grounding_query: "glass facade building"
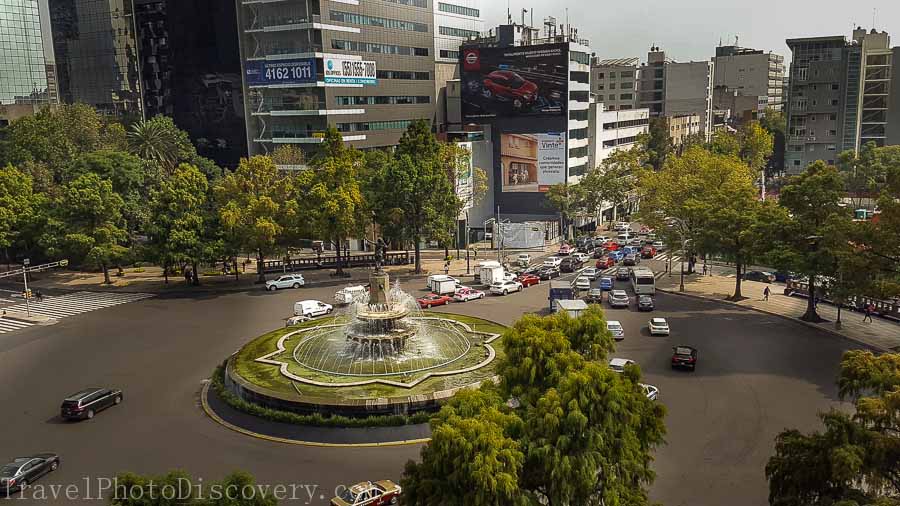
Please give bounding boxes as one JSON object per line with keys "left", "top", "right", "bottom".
{"left": 0, "top": 0, "right": 55, "bottom": 105}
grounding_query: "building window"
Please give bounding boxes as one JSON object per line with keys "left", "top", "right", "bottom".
{"left": 569, "top": 109, "right": 589, "bottom": 121}
{"left": 439, "top": 26, "right": 479, "bottom": 38}
{"left": 570, "top": 127, "right": 588, "bottom": 140}
{"left": 570, "top": 51, "right": 590, "bottom": 65}
{"left": 439, "top": 50, "right": 459, "bottom": 59}
{"left": 603, "top": 118, "right": 649, "bottom": 130}
{"left": 333, "top": 40, "right": 429, "bottom": 57}
{"left": 570, "top": 71, "right": 589, "bottom": 84}
{"left": 596, "top": 84, "right": 605, "bottom": 90}
{"left": 597, "top": 72, "right": 605, "bottom": 79}
{"left": 609, "top": 83, "right": 616, "bottom": 90}
{"left": 829, "top": 113, "right": 837, "bottom": 121}
{"left": 832, "top": 84, "right": 840, "bottom": 90}
{"left": 377, "top": 70, "right": 430, "bottom": 80}
{"left": 569, "top": 146, "right": 588, "bottom": 158}
{"left": 603, "top": 135, "right": 640, "bottom": 148}
{"left": 619, "top": 93, "right": 633, "bottom": 100}
{"left": 336, "top": 95, "right": 431, "bottom": 106}
{"left": 620, "top": 71, "right": 633, "bottom": 78}
{"left": 620, "top": 81, "right": 633, "bottom": 89}
{"left": 330, "top": 11, "right": 428, "bottom": 32}
{"left": 826, "top": 144, "right": 836, "bottom": 151}
{"left": 608, "top": 72, "right": 617, "bottom": 79}
{"left": 384, "top": 0, "right": 428, "bottom": 5}
{"left": 336, "top": 120, "right": 417, "bottom": 132}
{"left": 438, "top": 2, "right": 480, "bottom": 17}
{"left": 828, "top": 130, "right": 837, "bottom": 136}
{"left": 793, "top": 160, "right": 801, "bottom": 167}
{"left": 570, "top": 91, "right": 589, "bottom": 102}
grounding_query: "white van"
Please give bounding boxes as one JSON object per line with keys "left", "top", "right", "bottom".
{"left": 334, "top": 285, "right": 367, "bottom": 305}
{"left": 617, "top": 232, "right": 633, "bottom": 243}
{"left": 293, "top": 300, "right": 333, "bottom": 318}
{"left": 426, "top": 274, "right": 458, "bottom": 291}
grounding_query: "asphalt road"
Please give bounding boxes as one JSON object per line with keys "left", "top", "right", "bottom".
{"left": 0, "top": 272, "right": 862, "bottom": 505}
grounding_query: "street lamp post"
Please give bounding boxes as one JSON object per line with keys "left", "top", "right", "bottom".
{"left": 22, "top": 258, "right": 31, "bottom": 317}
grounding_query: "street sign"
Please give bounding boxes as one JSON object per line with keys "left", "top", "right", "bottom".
{"left": 23, "top": 258, "right": 29, "bottom": 266}
{"left": 60, "top": 259, "right": 69, "bottom": 267}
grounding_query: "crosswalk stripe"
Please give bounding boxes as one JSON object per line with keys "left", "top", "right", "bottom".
{"left": 0, "top": 291, "right": 153, "bottom": 334}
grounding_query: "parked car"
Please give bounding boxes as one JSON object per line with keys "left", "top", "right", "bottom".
{"left": 671, "top": 345, "right": 698, "bottom": 371}
{"left": 623, "top": 253, "right": 639, "bottom": 266}
{"left": 294, "top": 300, "right": 333, "bottom": 318}
{"left": 559, "top": 256, "right": 584, "bottom": 273}
{"left": 648, "top": 317, "right": 670, "bottom": 336}
{"left": 543, "top": 256, "right": 563, "bottom": 268}
{"left": 743, "top": 271, "right": 775, "bottom": 283}
{"left": 574, "top": 276, "right": 591, "bottom": 291}
{"left": 417, "top": 294, "right": 453, "bottom": 308}
{"left": 453, "top": 287, "right": 485, "bottom": 302}
{"left": 637, "top": 295, "right": 655, "bottom": 311}
{"left": 607, "top": 320, "right": 625, "bottom": 341}
{"left": 585, "top": 288, "right": 604, "bottom": 304}
{"left": 616, "top": 267, "right": 631, "bottom": 281}
{"left": 596, "top": 256, "right": 615, "bottom": 269}
{"left": 582, "top": 267, "right": 600, "bottom": 280}
{"left": 599, "top": 277, "right": 614, "bottom": 291}
{"left": 572, "top": 252, "right": 591, "bottom": 264}
{"left": 608, "top": 358, "right": 636, "bottom": 373}
{"left": 482, "top": 70, "right": 538, "bottom": 109}
{"left": 640, "top": 383, "right": 659, "bottom": 401}
{"left": 641, "top": 245, "right": 657, "bottom": 259}
{"left": 558, "top": 244, "right": 574, "bottom": 256}
{"left": 490, "top": 280, "right": 523, "bottom": 295}
{"left": 330, "top": 480, "right": 402, "bottom": 506}
{"left": 516, "top": 273, "right": 541, "bottom": 288}
{"left": 516, "top": 253, "right": 532, "bottom": 267}
{"left": 609, "top": 290, "right": 630, "bottom": 308}
{"left": 60, "top": 388, "right": 122, "bottom": 421}
{"left": 537, "top": 266, "right": 561, "bottom": 280}
{"left": 0, "top": 454, "right": 60, "bottom": 494}
{"left": 773, "top": 271, "right": 797, "bottom": 283}
{"left": 265, "top": 274, "right": 305, "bottom": 291}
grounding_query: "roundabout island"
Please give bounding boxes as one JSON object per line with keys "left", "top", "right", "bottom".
{"left": 222, "top": 269, "right": 506, "bottom": 419}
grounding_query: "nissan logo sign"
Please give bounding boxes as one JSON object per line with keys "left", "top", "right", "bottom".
{"left": 465, "top": 51, "right": 478, "bottom": 65}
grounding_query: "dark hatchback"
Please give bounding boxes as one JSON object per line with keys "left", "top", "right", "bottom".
{"left": 60, "top": 388, "right": 123, "bottom": 421}
{"left": 671, "top": 346, "right": 698, "bottom": 371}
{"left": 638, "top": 295, "right": 655, "bottom": 311}
{"left": 0, "top": 454, "right": 59, "bottom": 495}
{"left": 559, "top": 257, "right": 584, "bottom": 273}
{"left": 537, "top": 267, "right": 561, "bottom": 280}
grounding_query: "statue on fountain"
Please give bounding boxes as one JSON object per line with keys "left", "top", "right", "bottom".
{"left": 374, "top": 237, "right": 388, "bottom": 273}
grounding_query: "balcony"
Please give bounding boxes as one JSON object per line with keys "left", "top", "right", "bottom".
{"left": 256, "top": 130, "right": 366, "bottom": 144}
{"left": 245, "top": 13, "right": 321, "bottom": 32}
{"left": 250, "top": 42, "right": 324, "bottom": 60}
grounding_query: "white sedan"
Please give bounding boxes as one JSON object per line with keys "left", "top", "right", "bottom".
{"left": 543, "top": 256, "right": 563, "bottom": 268}
{"left": 607, "top": 320, "right": 625, "bottom": 341}
{"left": 640, "top": 383, "right": 659, "bottom": 401}
{"left": 572, "top": 252, "right": 591, "bottom": 263}
{"left": 608, "top": 357, "right": 636, "bottom": 373}
{"left": 581, "top": 267, "right": 600, "bottom": 280}
{"left": 574, "top": 276, "right": 591, "bottom": 291}
{"left": 648, "top": 317, "right": 670, "bottom": 336}
{"left": 490, "top": 280, "right": 523, "bottom": 296}
{"left": 265, "top": 274, "right": 305, "bottom": 291}
{"left": 453, "top": 287, "right": 485, "bottom": 302}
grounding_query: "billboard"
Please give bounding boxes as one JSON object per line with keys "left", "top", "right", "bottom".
{"left": 455, "top": 142, "right": 475, "bottom": 214}
{"left": 461, "top": 43, "right": 568, "bottom": 120}
{"left": 323, "top": 57, "right": 377, "bottom": 85}
{"left": 500, "top": 133, "right": 565, "bottom": 193}
{"left": 245, "top": 58, "right": 317, "bottom": 86}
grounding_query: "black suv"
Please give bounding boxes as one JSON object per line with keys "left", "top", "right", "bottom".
{"left": 559, "top": 256, "right": 584, "bottom": 273}
{"left": 61, "top": 388, "right": 123, "bottom": 421}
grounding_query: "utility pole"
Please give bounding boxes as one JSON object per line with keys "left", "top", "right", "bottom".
{"left": 496, "top": 205, "right": 501, "bottom": 263}
{"left": 22, "top": 258, "right": 31, "bottom": 317}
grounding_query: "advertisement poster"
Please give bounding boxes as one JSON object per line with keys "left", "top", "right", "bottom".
{"left": 500, "top": 133, "right": 565, "bottom": 193}
{"left": 455, "top": 142, "right": 474, "bottom": 213}
{"left": 323, "top": 57, "right": 377, "bottom": 85}
{"left": 461, "top": 43, "right": 568, "bottom": 120}
{"left": 245, "top": 58, "right": 317, "bottom": 86}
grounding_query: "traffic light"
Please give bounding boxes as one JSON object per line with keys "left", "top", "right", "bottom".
{"left": 24, "top": 289, "right": 32, "bottom": 299}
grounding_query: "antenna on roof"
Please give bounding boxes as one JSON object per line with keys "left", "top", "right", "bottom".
{"left": 872, "top": 8, "right": 877, "bottom": 29}
{"left": 507, "top": 0, "right": 511, "bottom": 24}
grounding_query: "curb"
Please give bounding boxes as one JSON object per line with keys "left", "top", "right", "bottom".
{"left": 199, "top": 381, "right": 432, "bottom": 448}
{"left": 657, "top": 288, "right": 892, "bottom": 353}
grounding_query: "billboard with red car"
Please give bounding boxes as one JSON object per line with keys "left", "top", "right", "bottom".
{"left": 460, "top": 43, "right": 568, "bottom": 120}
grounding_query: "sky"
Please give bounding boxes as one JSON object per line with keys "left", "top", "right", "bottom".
{"left": 482, "top": 0, "right": 900, "bottom": 63}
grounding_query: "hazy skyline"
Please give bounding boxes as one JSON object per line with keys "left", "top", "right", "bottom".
{"left": 482, "top": 0, "right": 900, "bottom": 62}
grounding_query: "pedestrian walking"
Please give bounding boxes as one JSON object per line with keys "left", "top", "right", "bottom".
{"left": 36, "top": 290, "right": 43, "bottom": 302}
{"left": 702, "top": 264, "right": 708, "bottom": 276}
{"left": 763, "top": 286, "right": 770, "bottom": 301}
{"left": 863, "top": 303, "right": 874, "bottom": 323}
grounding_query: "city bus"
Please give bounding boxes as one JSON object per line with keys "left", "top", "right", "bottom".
{"left": 630, "top": 267, "right": 656, "bottom": 295}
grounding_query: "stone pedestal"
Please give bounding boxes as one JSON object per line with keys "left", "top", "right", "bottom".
{"left": 369, "top": 271, "right": 390, "bottom": 306}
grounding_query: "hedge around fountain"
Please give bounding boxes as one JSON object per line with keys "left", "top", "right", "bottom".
{"left": 225, "top": 313, "right": 507, "bottom": 418}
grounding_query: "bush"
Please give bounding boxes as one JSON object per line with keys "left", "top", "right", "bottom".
{"left": 132, "top": 268, "right": 145, "bottom": 273}
{"left": 202, "top": 270, "right": 221, "bottom": 277}
{"left": 209, "top": 365, "right": 432, "bottom": 428}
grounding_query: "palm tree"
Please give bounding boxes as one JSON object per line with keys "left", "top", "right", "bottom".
{"left": 128, "top": 117, "right": 179, "bottom": 170}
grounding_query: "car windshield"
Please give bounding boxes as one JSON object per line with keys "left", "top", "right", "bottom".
{"left": 0, "top": 465, "right": 18, "bottom": 477}
{"left": 508, "top": 75, "right": 526, "bottom": 88}
{"left": 338, "top": 489, "right": 359, "bottom": 503}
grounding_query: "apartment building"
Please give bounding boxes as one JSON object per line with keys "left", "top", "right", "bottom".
{"left": 0, "top": 0, "right": 57, "bottom": 108}
{"left": 236, "top": 0, "right": 437, "bottom": 158}
{"left": 589, "top": 101, "right": 649, "bottom": 167}
{"left": 785, "top": 28, "right": 900, "bottom": 173}
{"left": 712, "top": 45, "right": 785, "bottom": 121}
{"left": 591, "top": 57, "right": 640, "bottom": 111}
{"left": 635, "top": 47, "right": 714, "bottom": 138}
{"left": 667, "top": 113, "right": 702, "bottom": 146}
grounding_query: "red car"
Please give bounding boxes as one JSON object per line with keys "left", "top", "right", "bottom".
{"left": 596, "top": 256, "right": 615, "bottom": 269}
{"left": 641, "top": 246, "right": 657, "bottom": 259}
{"left": 558, "top": 244, "right": 573, "bottom": 256}
{"left": 417, "top": 294, "right": 452, "bottom": 308}
{"left": 602, "top": 241, "right": 620, "bottom": 251}
{"left": 516, "top": 274, "right": 541, "bottom": 288}
{"left": 482, "top": 70, "right": 538, "bottom": 108}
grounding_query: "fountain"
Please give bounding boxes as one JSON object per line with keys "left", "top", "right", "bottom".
{"left": 225, "top": 239, "right": 505, "bottom": 417}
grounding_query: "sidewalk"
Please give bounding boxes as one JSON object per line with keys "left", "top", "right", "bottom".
{"left": 656, "top": 271, "right": 900, "bottom": 352}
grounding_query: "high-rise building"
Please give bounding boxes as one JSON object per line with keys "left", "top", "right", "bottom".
{"left": 0, "top": 0, "right": 57, "bottom": 107}
{"left": 49, "top": 0, "right": 143, "bottom": 120}
{"left": 637, "top": 47, "right": 715, "bottom": 138}
{"left": 433, "top": 0, "right": 482, "bottom": 132}
{"left": 591, "top": 57, "right": 640, "bottom": 111}
{"left": 712, "top": 45, "right": 785, "bottom": 121}
{"left": 236, "top": 0, "right": 437, "bottom": 158}
{"left": 785, "top": 28, "right": 900, "bottom": 173}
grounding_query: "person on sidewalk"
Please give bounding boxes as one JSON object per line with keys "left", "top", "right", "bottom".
{"left": 702, "top": 264, "right": 708, "bottom": 276}
{"left": 863, "top": 303, "right": 874, "bottom": 323}
{"left": 763, "top": 286, "right": 770, "bottom": 301}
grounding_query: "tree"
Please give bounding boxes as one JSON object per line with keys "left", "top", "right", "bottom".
{"left": 766, "top": 350, "right": 900, "bottom": 506}
{"left": 642, "top": 117, "right": 673, "bottom": 171}
{"left": 769, "top": 161, "right": 850, "bottom": 322}
{"left": 578, "top": 147, "right": 643, "bottom": 227}
{"left": 403, "top": 306, "right": 666, "bottom": 506}
{"left": 302, "top": 127, "right": 365, "bottom": 276}
{"left": 69, "top": 150, "right": 147, "bottom": 236}
{"left": 545, "top": 183, "right": 583, "bottom": 241}
{"left": 56, "top": 173, "right": 128, "bottom": 284}
{"left": 216, "top": 155, "right": 295, "bottom": 283}
{"left": 759, "top": 108, "right": 786, "bottom": 176}
{"left": 110, "top": 470, "right": 278, "bottom": 506}
{"left": 0, "top": 165, "right": 46, "bottom": 263}
{"left": 270, "top": 144, "right": 306, "bottom": 167}
{"left": 128, "top": 115, "right": 197, "bottom": 171}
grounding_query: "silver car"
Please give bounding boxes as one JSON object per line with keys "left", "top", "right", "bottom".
{"left": 265, "top": 274, "right": 305, "bottom": 291}
{"left": 609, "top": 290, "right": 630, "bottom": 308}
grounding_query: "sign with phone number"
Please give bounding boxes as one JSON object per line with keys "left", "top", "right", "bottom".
{"left": 323, "top": 58, "right": 377, "bottom": 85}
{"left": 245, "top": 58, "right": 317, "bottom": 86}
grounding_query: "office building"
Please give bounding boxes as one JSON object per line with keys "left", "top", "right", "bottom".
{"left": 433, "top": 0, "right": 482, "bottom": 132}
{"left": 589, "top": 99, "right": 649, "bottom": 167}
{"left": 785, "top": 28, "right": 900, "bottom": 173}
{"left": 712, "top": 45, "right": 785, "bottom": 122}
{"left": 460, "top": 21, "right": 591, "bottom": 223}
{"left": 637, "top": 47, "right": 714, "bottom": 138}
{"left": 236, "top": 0, "right": 437, "bottom": 158}
{"left": 0, "top": 0, "right": 57, "bottom": 107}
{"left": 591, "top": 57, "right": 640, "bottom": 111}
{"left": 667, "top": 113, "right": 702, "bottom": 146}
